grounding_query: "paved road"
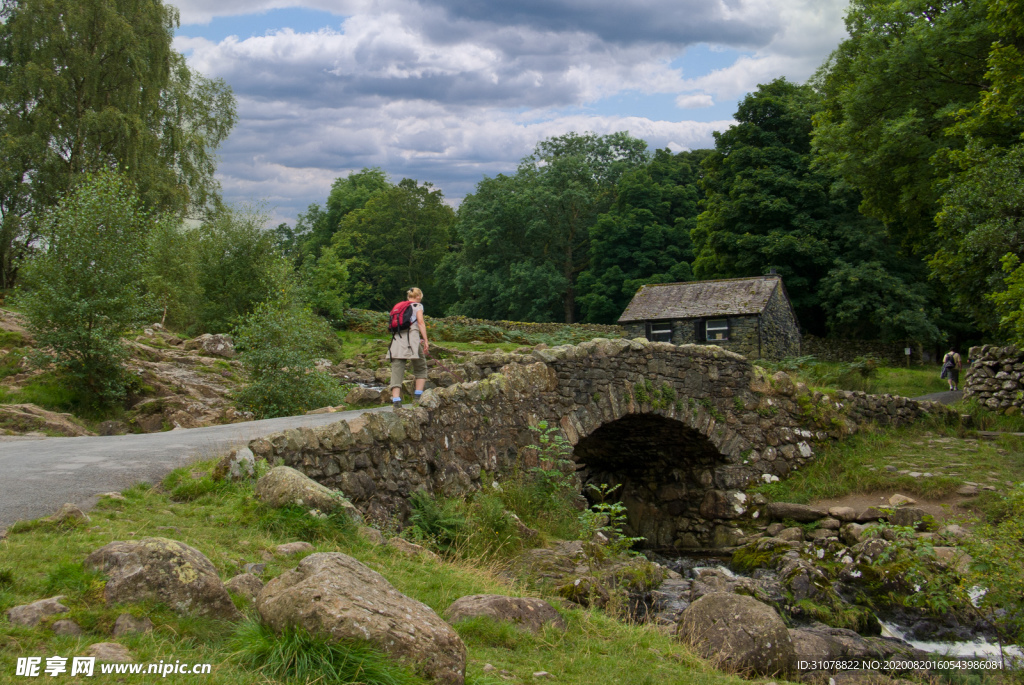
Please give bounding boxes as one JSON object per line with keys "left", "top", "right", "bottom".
{"left": 913, "top": 390, "right": 963, "bottom": 405}
{"left": 0, "top": 407, "right": 389, "bottom": 530}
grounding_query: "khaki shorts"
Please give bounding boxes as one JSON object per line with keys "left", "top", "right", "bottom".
{"left": 389, "top": 350, "right": 427, "bottom": 390}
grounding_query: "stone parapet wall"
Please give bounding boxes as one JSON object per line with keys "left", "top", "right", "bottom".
{"left": 964, "top": 345, "right": 1024, "bottom": 413}
{"left": 250, "top": 339, "right": 955, "bottom": 549}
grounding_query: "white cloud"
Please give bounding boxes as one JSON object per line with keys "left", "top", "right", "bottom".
{"left": 675, "top": 94, "right": 715, "bottom": 109}
{"left": 172, "top": 0, "right": 849, "bottom": 222}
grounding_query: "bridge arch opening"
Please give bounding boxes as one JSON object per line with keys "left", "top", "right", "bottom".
{"left": 572, "top": 413, "right": 728, "bottom": 550}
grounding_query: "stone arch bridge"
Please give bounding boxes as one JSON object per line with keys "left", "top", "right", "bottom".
{"left": 250, "top": 339, "right": 949, "bottom": 549}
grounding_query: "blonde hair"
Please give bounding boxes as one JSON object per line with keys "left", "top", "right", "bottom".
{"left": 407, "top": 287, "right": 423, "bottom": 300}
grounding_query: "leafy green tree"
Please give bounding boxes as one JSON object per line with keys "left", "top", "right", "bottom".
{"left": 812, "top": 0, "right": 998, "bottom": 250}
{"left": 19, "top": 171, "right": 153, "bottom": 407}
{"left": 694, "top": 79, "right": 941, "bottom": 340}
{"left": 332, "top": 178, "right": 453, "bottom": 311}
{"left": 193, "top": 206, "right": 292, "bottom": 333}
{"left": 233, "top": 300, "right": 345, "bottom": 419}
{"left": 932, "top": 143, "right": 1024, "bottom": 333}
{"left": 576, "top": 148, "right": 709, "bottom": 324}
{"left": 442, "top": 132, "right": 649, "bottom": 322}
{"left": 144, "top": 218, "right": 201, "bottom": 331}
{"left": 298, "top": 245, "right": 351, "bottom": 326}
{"left": 0, "top": 0, "right": 236, "bottom": 289}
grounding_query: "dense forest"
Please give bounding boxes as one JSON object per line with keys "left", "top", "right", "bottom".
{"left": 2, "top": 0, "right": 1024, "bottom": 408}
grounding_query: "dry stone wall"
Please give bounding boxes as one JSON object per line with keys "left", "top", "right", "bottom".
{"left": 250, "top": 339, "right": 955, "bottom": 549}
{"left": 964, "top": 345, "right": 1024, "bottom": 413}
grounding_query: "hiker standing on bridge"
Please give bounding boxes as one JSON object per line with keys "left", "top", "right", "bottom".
{"left": 388, "top": 287, "right": 429, "bottom": 410}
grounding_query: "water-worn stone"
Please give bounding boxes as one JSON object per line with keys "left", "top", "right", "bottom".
{"left": 446, "top": 595, "right": 566, "bottom": 633}
{"left": 82, "top": 643, "right": 133, "bottom": 662}
{"left": 257, "top": 552, "right": 466, "bottom": 684}
{"left": 765, "top": 502, "right": 827, "bottom": 522}
{"left": 676, "top": 592, "right": 795, "bottom": 676}
{"left": 857, "top": 507, "right": 887, "bottom": 522}
{"left": 275, "top": 541, "right": 314, "bottom": 557}
{"left": 828, "top": 507, "right": 858, "bottom": 522}
{"left": 840, "top": 523, "right": 870, "bottom": 546}
{"left": 224, "top": 573, "right": 264, "bottom": 602}
{"left": 777, "top": 527, "right": 804, "bottom": 542}
{"left": 51, "top": 619, "right": 83, "bottom": 636}
{"left": 255, "top": 466, "right": 361, "bottom": 521}
{"left": 84, "top": 537, "right": 241, "bottom": 620}
{"left": 5, "top": 596, "right": 69, "bottom": 627}
{"left": 112, "top": 614, "right": 153, "bottom": 636}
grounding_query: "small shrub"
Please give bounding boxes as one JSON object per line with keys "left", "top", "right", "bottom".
{"left": 233, "top": 299, "right": 347, "bottom": 418}
{"left": 0, "top": 567, "right": 14, "bottom": 589}
{"left": 231, "top": 619, "right": 425, "bottom": 685}
{"left": 256, "top": 504, "right": 356, "bottom": 544}
{"left": 452, "top": 615, "right": 536, "bottom": 650}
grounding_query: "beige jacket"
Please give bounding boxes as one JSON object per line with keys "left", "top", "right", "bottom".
{"left": 388, "top": 303, "right": 424, "bottom": 359}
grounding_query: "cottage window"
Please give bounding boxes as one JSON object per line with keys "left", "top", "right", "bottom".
{"left": 647, "top": 321, "right": 673, "bottom": 343}
{"left": 705, "top": 319, "right": 729, "bottom": 341}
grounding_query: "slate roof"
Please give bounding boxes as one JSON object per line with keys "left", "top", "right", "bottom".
{"left": 618, "top": 276, "right": 783, "bottom": 322}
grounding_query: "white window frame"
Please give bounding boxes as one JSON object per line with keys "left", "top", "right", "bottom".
{"left": 705, "top": 318, "right": 729, "bottom": 341}
{"left": 648, "top": 321, "right": 673, "bottom": 343}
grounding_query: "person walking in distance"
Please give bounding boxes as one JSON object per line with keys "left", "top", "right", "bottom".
{"left": 388, "top": 287, "right": 429, "bottom": 410}
{"left": 941, "top": 346, "right": 962, "bottom": 392}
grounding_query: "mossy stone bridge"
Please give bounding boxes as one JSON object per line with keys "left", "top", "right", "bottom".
{"left": 250, "top": 339, "right": 947, "bottom": 549}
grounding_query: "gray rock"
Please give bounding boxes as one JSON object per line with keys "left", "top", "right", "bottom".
{"left": 242, "top": 563, "right": 266, "bottom": 575}
{"left": 777, "top": 527, "right": 804, "bottom": 542}
{"left": 82, "top": 643, "right": 132, "bottom": 663}
{"left": 112, "top": 614, "right": 153, "bottom": 636}
{"left": 224, "top": 573, "right": 264, "bottom": 602}
{"left": 6, "top": 596, "right": 69, "bottom": 627}
{"left": 766, "top": 523, "right": 786, "bottom": 536}
{"left": 358, "top": 526, "right": 386, "bottom": 545}
{"left": 856, "top": 507, "right": 887, "bottom": 522}
{"left": 840, "top": 523, "right": 869, "bottom": 546}
{"left": 51, "top": 619, "right": 83, "bottom": 636}
{"left": 84, "top": 538, "right": 241, "bottom": 620}
{"left": 255, "top": 466, "right": 361, "bottom": 521}
{"left": 257, "top": 552, "right": 466, "bottom": 684}
{"left": 828, "top": 507, "right": 858, "bottom": 522}
{"left": 345, "top": 386, "right": 384, "bottom": 405}
{"left": 889, "top": 494, "right": 916, "bottom": 507}
{"left": 275, "top": 541, "right": 315, "bottom": 557}
{"left": 48, "top": 503, "right": 90, "bottom": 526}
{"left": 956, "top": 484, "right": 979, "bottom": 496}
{"left": 212, "top": 447, "right": 256, "bottom": 481}
{"left": 184, "top": 333, "right": 235, "bottom": 358}
{"left": 446, "top": 595, "right": 566, "bottom": 633}
{"left": 887, "top": 506, "right": 928, "bottom": 530}
{"left": 765, "top": 502, "right": 827, "bottom": 522}
{"left": 387, "top": 537, "right": 440, "bottom": 560}
{"left": 676, "top": 592, "right": 795, "bottom": 676}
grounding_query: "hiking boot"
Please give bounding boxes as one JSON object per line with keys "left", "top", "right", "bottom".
{"left": 392, "top": 399, "right": 403, "bottom": 411}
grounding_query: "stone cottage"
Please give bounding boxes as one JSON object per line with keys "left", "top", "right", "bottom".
{"left": 617, "top": 275, "right": 801, "bottom": 360}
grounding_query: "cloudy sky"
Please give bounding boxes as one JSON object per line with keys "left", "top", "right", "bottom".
{"left": 172, "top": 0, "right": 851, "bottom": 225}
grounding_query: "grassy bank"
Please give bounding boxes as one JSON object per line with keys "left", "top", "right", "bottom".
{"left": 0, "top": 460, "right": 745, "bottom": 685}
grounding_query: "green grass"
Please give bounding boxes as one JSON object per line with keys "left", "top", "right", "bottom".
{"left": 0, "top": 458, "right": 749, "bottom": 685}
{"left": 752, "top": 420, "right": 1024, "bottom": 506}
{"left": 757, "top": 357, "right": 950, "bottom": 397}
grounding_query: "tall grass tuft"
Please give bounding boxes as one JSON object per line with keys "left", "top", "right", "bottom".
{"left": 231, "top": 619, "right": 426, "bottom": 684}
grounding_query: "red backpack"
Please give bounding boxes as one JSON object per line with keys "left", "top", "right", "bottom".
{"left": 388, "top": 301, "right": 415, "bottom": 334}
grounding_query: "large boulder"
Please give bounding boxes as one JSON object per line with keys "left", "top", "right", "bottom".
{"left": 212, "top": 447, "right": 256, "bottom": 482}
{"left": 445, "top": 595, "right": 566, "bottom": 634}
{"left": 84, "top": 538, "right": 241, "bottom": 620}
{"left": 676, "top": 592, "right": 795, "bottom": 676}
{"left": 255, "top": 466, "right": 361, "bottom": 521}
{"left": 257, "top": 552, "right": 466, "bottom": 684}
{"left": 184, "top": 333, "right": 235, "bottom": 358}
